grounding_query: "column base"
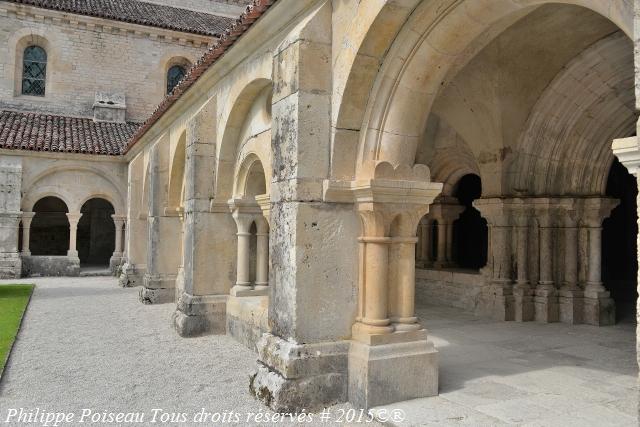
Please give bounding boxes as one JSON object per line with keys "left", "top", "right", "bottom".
{"left": 0, "top": 252, "right": 21, "bottom": 279}
{"left": 172, "top": 292, "right": 227, "bottom": 337}
{"left": 139, "top": 273, "right": 176, "bottom": 304}
{"left": 250, "top": 333, "right": 349, "bottom": 413}
{"left": 230, "top": 285, "right": 269, "bottom": 297}
{"left": 559, "top": 288, "right": 584, "bottom": 324}
{"left": 348, "top": 330, "right": 438, "bottom": 409}
{"left": 513, "top": 285, "right": 534, "bottom": 322}
{"left": 534, "top": 287, "right": 559, "bottom": 323}
{"left": 476, "top": 283, "right": 515, "bottom": 321}
{"left": 583, "top": 291, "right": 615, "bottom": 326}
{"left": 118, "top": 263, "right": 144, "bottom": 288}
{"left": 109, "top": 254, "right": 123, "bottom": 275}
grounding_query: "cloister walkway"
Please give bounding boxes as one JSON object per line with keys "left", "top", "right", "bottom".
{"left": 0, "top": 277, "right": 636, "bottom": 426}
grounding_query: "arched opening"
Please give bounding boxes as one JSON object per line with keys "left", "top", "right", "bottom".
{"left": 603, "top": 158, "right": 638, "bottom": 323}
{"left": 30, "top": 197, "right": 69, "bottom": 255}
{"left": 452, "top": 174, "right": 487, "bottom": 270}
{"left": 77, "top": 198, "right": 115, "bottom": 267}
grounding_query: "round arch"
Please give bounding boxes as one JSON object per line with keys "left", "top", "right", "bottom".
{"left": 30, "top": 196, "right": 69, "bottom": 256}
{"left": 233, "top": 153, "right": 268, "bottom": 198}
{"left": 77, "top": 198, "right": 116, "bottom": 266}
{"left": 331, "top": 0, "right": 633, "bottom": 179}
{"left": 217, "top": 78, "right": 273, "bottom": 200}
{"left": 168, "top": 131, "right": 187, "bottom": 210}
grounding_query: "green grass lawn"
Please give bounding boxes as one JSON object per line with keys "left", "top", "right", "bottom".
{"left": 0, "top": 284, "right": 34, "bottom": 377}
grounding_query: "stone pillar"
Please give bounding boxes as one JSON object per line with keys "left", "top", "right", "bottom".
{"left": 250, "top": 4, "right": 359, "bottom": 412}
{"left": 474, "top": 198, "right": 514, "bottom": 321}
{"left": 417, "top": 217, "right": 431, "bottom": 267}
{"left": 511, "top": 201, "right": 534, "bottom": 322}
{"left": 534, "top": 201, "right": 559, "bottom": 323}
{"left": 141, "top": 144, "right": 180, "bottom": 305}
{"left": 109, "top": 214, "right": 126, "bottom": 274}
{"left": 0, "top": 158, "right": 23, "bottom": 279}
{"left": 172, "top": 99, "right": 230, "bottom": 337}
{"left": 558, "top": 200, "right": 583, "bottom": 324}
{"left": 66, "top": 212, "right": 82, "bottom": 259}
{"left": 581, "top": 197, "right": 618, "bottom": 326}
{"left": 119, "top": 158, "right": 147, "bottom": 288}
{"left": 20, "top": 212, "right": 35, "bottom": 256}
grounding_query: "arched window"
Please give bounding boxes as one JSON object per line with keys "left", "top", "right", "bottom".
{"left": 166, "top": 65, "right": 186, "bottom": 94}
{"left": 22, "top": 46, "right": 47, "bottom": 96}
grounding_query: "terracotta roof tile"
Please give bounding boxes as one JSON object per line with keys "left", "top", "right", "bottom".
{"left": 0, "top": 110, "right": 139, "bottom": 155}
{"left": 3, "top": 0, "right": 235, "bottom": 36}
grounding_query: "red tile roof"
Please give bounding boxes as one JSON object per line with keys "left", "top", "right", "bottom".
{"left": 125, "top": 0, "right": 276, "bottom": 153}
{"left": 0, "top": 110, "right": 139, "bottom": 156}
{"left": 3, "top": 0, "right": 235, "bottom": 37}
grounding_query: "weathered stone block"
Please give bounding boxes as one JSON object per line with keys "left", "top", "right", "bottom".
{"left": 172, "top": 292, "right": 226, "bottom": 337}
{"left": 348, "top": 338, "right": 438, "bottom": 409}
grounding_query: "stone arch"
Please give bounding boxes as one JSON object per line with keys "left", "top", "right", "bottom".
{"left": 217, "top": 78, "right": 273, "bottom": 200}
{"left": 30, "top": 196, "right": 69, "bottom": 256}
{"left": 507, "top": 32, "right": 635, "bottom": 196}
{"left": 77, "top": 198, "right": 116, "bottom": 266}
{"left": 331, "top": 0, "right": 632, "bottom": 179}
{"left": 23, "top": 166, "right": 125, "bottom": 215}
{"left": 234, "top": 153, "right": 268, "bottom": 198}
{"left": 168, "top": 131, "right": 187, "bottom": 210}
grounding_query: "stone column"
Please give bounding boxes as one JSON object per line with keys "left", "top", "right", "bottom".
{"left": 430, "top": 198, "right": 464, "bottom": 269}
{"left": 119, "top": 159, "right": 147, "bottom": 288}
{"left": 0, "top": 158, "right": 23, "bottom": 279}
{"left": 474, "top": 198, "right": 514, "bottom": 321}
{"left": 229, "top": 199, "right": 265, "bottom": 297}
{"left": 581, "top": 197, "right": 618, "bottom": 326}
{"left": 66, "top": 212, "right": 82, "bottom": 259}
{"left": 417, "top": 218, "right": 431, "bottom": 267}
{"left": 344, "top": 168, "right": 442, "bottom": 410}
{"left": 558, "top": 200, "right": 583, "bottom": 324}
{"left": 533, "top": 201, "right": 559, "bottom": 323}
{"left": 109, "top": 214, "right": 126, "bottom": 273}
{"left": 254, "top": 216, "right": 269, "bottom": 291}
{"left": 511, "top": 201, "right": 534, "bottom": 322}
{"left": 20, "top": 212, "right": 35, "bottom": 256}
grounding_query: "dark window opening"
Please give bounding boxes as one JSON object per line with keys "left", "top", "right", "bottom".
{"left": 22, "top": 45, "right": 47, "bottom": 96}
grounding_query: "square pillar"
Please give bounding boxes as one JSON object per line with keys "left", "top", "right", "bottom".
{"left": 172, "top": 99, "right": 231, "bottom": 337}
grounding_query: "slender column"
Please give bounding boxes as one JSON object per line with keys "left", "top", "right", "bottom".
{"left": 255, "top": 217, "right": 269, "bottom": 290}
{"left": 21, "top": 212, "right": 35, "bottom": 255}
{"left": 355, "top": 234, "right": 393, "bottom": 336}
{"left": 436, "top": 220, "right": 447, "bottom": 266}
{"left": 558, "top": 202, "right": 583, "bottom": 324}
{"left": 533, "top": 204, "right": 559, "bottom": 323}
{"left": 66, "top": 213, "right": 82, "bottom": 258}
{"left": 515, "top": 224, "right": 528, "bottom": 286}
{"left": 111, "top": 215, "right": 126, "bottom": 255}
{"left": 512, "top": 205, "right": 534, "bottom": 322}
{"left": 420, "top": 219, "right": 429, "bottom": 264}
{"left": 562, "top": 222, "right": 579, "bottom": 290}
{"left": 445, "top": 222, "right": 454, "bottom": 263}
{"left": 232, "top": 213, "right": 254, "bottom": 294}
{"left": 389, "top": 236, "right": 420, "bottom": 331}
{"left": 585, "top": 226, "right": 605, "bottom": 294}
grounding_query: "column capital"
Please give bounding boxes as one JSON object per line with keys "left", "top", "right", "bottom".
{"left": 66, "top": 212, "right": 83, "bottom": 224}
{"left": 21, "top": 211, "right": 36, "bottom": 227}
{"left": 473, "top": 198, "right": 511, "bottom": 226}
{"left": 612, "top": 135, "right": 640, "bottom": 176}
{"left": 228, "top": 198, "right": 261, "bottom": 233}
{"left": 428, "top": 197, "right": 465, "bottom": 224}
{"left": 323, "top": 162, "right": 443, "bottom": 237}
{"left": 578, "top": 197, "right": 618, "bottom": 228}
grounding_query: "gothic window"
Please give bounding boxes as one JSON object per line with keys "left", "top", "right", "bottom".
{"left": 167, "top": 65, "right": 186, "bottom": 94}
{"left": 22, "top": 46, "right": 47, "bottom": 96}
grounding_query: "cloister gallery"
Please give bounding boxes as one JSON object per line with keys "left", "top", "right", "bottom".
{"left": 1, "top": 0, "right": 640, "bottom": 413}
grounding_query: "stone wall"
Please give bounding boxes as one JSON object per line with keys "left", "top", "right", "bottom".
{"left": 21, "top": 255, "right": 79, "bottom": 277}
{"left": 0, "top": 3, "right": 211, "bottom": 122}
{"left": 416, "top": 268, "right": 484, "bottom": 312}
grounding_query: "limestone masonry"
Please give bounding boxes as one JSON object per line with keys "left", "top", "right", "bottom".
{"left": 1, "top": 0, "right": 639, "bottom": 414}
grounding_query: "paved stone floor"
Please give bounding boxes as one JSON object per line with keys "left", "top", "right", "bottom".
{"left": 0, "top": 277, "right": 637, "bottom": 426}
{"left": 373, "top": 304, "right": 638, "bottom": 426}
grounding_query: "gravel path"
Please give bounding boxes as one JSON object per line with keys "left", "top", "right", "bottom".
{"left": 0, "top": 277, "right": 375, "bottom": 427}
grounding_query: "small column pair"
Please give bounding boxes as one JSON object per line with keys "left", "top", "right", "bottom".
{"left": 229, "top": 197, "right": 270, "bottom": 297}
